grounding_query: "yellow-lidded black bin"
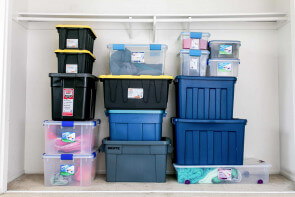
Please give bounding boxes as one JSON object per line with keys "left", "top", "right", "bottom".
{"left": 56, "top": 25, "right": 97, "bottom": 52}
{"left": 99, "top": 75, "right": 173, "bottom": 110}
{"left": 55, "top": 49, "right": 96, "bottom": 74}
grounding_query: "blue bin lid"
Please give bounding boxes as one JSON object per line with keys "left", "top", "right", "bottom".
{"left": 107, "top": 110, "right": 166, "bottom": 114}
{"left": 181, "top": 32, "right": 211, "bottom": 38}
{"left": 172, "top": 118, "right": 247, "bottom": 125}
{"left": 175, "top": 75, "right": 237, "bottom": 82}
{"left": 180, "top": 49, "right": 210, "bottom": 56}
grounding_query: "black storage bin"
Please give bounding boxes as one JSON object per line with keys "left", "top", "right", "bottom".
{"left": 56, "top": 25, "right": 97, "bottom": 52}
{"left": 49, "top": 73, "right": 98, "bottom": 120}
{"left": 99, "top": 75, "right": 173, "bottom": 110}
{"left": 55, "top": 50, "right": 96, "bottom": 74}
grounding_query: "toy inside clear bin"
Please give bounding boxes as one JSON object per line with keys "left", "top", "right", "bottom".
{"left": 107, "top": 44, "right": 167, "bottom": 75}
{"left": 43, "top": 151, "right": 97, "bottom": 186}
{"left": 43, "top": 120, "right": 100, "bottom": 155}
{"left": 180, "top": 32, "right": 210, "bottom": 50}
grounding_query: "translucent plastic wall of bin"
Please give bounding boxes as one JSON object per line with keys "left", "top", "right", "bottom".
{"left": 179, "top": 50, "right": 210, "bottom": 76}
{"left": 209, "top": 40, "right": 241, "bottom": 59}
{"left": 107, "top": 44, "right": 167, "bottom": 75}
{"left": 174, "top": 159, "right": 271, "bottom": 184}
{"left": 43, "top": 151, "right": 97, "bottom": 186}
{"left": 43, "top": 120, "right": 100, "bottom": 155}
{"left": 208, "top": 59, "right": 240, "bottom": 77}
{"left": 180, "top": 32, "right": 210, "bottom": 50}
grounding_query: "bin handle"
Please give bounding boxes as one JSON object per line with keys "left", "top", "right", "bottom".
{"left": 110, "top": 80, "right": 118, "bottom": 102}
{"left": 168, "top": 144, "right": 174, "bottom": 154}
{"left": 98, "top": 144, "right": 105, "bottom": 153}
{"left": 154, "top": 80, "right": 162, "bottom": 103}
{"left": 122, "top": 80, "right": 129, "bottom": 103}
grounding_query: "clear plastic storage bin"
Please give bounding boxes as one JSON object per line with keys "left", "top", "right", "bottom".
{"left": 107, "top": 44, "right": 167, "bottom": 75}
{"left": 43, "top": 151, "right": 97, "bottom": 186}
{"left": 209, "top": 40, "right": 241, "bottom": 59}
{"left": 180, "top": 32, "right": 210, "bottom": 50}
{"left": 208, "top": 59, "right": 240, "bottom": 77}
{"left": 43, "top": 120, "right": 100, "bottom": 154}
{"left": 180, "top": 50, "right": 210, "bottom": 76}
{"left": 174, "top": 159, "right": 271, "bottom": 184}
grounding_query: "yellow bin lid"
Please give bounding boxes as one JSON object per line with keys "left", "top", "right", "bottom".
{"left": 55, "top": 49, "right": 96, "bottom": 60}
{"left": 56, "top": 25, "right": 97, "bottom": 38}
{"left": 99, "top": 75, "right": 173, "bottom": 79}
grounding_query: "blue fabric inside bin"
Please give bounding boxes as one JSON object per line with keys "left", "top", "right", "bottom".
{"left": 110, "top": 49, "right": 162, "bottom": 75}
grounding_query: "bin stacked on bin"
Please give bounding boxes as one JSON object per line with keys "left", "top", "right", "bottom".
{"left": 173, "top": 32, "right": 247, "bottom": 184}
{"left": 99, "top": 44, "right": 173, "bottom": 182}
{"left": 43, "top": 25, "right": 100, "bottom": 187}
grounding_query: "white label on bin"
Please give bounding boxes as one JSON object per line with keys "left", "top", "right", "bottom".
{"left": 131, "top": 52, "right": 144, "bottom": 63}
{"left": 66, "top": 64, "right": 78, "bottom": 73}
{"left": 219, "top": 45, "right": 232, "bottom": 55}
{"left": 60, "top": 165, "right": 75, "bottom": 176}
{"left": 191, "top": 39, "right": 200, "bottom": 49}
{"left": 128, "top": 88, "right": 143, "bottom": 99}
{"left": 61, "top": 132, "right": 75, "bottom": 143}
{"left": 218, "top": 169, "right": 232, "bottom": 180}
{"left": 218, "top": 62, "right": 232, "bottom": 73}
{"left": 63, "top": 89, "right": 74, "bottom": 116}
{"left": 66, "top": 39, "right": 78, "bottom": 48}
{"left": 190, "top": 57, "right": 199, "bottom": 70}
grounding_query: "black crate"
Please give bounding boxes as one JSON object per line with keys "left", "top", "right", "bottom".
{"left": 49, "top": 73, "right": 98, "bottom": 120}
{"left": 56, "top": 25, "right": 97, "bottom": 52}
{"left": 99, "top": 75, "right": 173, "bottom": 110}
{"left": 55, "top": 50, "right": 96, "bottom": 74}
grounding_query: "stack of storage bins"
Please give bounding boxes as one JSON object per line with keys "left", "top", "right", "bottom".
{"left": 43, "top": 25, "right": 100, "bottom": 187}
{"left": 99, "top": 44, "right": 173, "bottom": 182}
{"left": 173, "top": 32, "right": 254, "bottom": 184}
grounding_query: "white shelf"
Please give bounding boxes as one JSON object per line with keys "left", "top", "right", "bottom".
{"left": 16, "top": 12, "right": 289, "bottom": 42}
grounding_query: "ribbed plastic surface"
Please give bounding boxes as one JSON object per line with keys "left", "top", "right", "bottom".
{"left": 175, "top": 76, "right": 237, "bottom": 119}
{"left": 172, "top": 119, "right": 247, "bottom": 165}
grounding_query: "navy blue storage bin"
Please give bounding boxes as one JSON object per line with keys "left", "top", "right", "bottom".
{"left": 175, "top": 76, "right": 237, "bottom": 120}
{"left": 172, "top": 118, "right": 247, "bottom": 165}
{"left": 106, "top": 110, "right": 166, "bottom": 141}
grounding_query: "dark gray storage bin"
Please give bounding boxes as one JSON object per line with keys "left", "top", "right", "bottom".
{"left": 100, "top": 138, "right": 173, "bottom": 182}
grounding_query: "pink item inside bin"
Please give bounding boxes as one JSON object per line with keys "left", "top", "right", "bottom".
{"left": 74, "top": 162, "right": 95, "bottom": 182}
{"left": 182, "top": 38, "right": 208, "bottom": 50}
{"left": 55, "top": 136, "right": 82, "bottom": 153}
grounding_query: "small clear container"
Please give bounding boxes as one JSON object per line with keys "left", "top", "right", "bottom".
{"left": 43, "top": 151, "right": 97, "bottom": 186}
{"left": 107, "top": 44, "right": 167, "bottom": 75}
{"left": 174, "top": 159, "right": 271, "bottom": 184}
{"left": 43, "top": 120, "right": 100, "bottom": 155}
{"left": 208, "top": 59, "right": 240, "bottom": 77}
{"left": 180, "top": 32, "right": 210, "bottom": 50}
{"left": 209, "top": 40, "right": 241, "bottom": 59}
{"left": 180, "top": 50, "right": 210, "bottom": 76}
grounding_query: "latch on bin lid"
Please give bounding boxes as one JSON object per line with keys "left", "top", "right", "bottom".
{"left": 113, "top": 44, "right": 125, "bottom": 50}
{"left": 150, "top": 44, "right": 162, "bottom": 50}
{"left": 62, "top": 121, "right": 74, "bottom": 127}
{"left": 61, "top": 154, "right": 73, "bottom": 160}
{"left": 190, "top": 32, "right": 202, "bottom": 39}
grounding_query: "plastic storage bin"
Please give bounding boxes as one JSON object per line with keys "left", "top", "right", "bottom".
{"left": 56, "top": 25, "right": 97, "bottom": 52}
{"left": 49, "top": 73, "right": 98, "bottom": 121}
{"left": 55, "top": 50, "right": 96, "bottom": 74}
{"left": 106, "top": 110, "right": 166, "bottom": 141}
{"left": 175, "top": 76, "right": 237, "bottom": 119}
{"left": 43, "top": 151, "right": 97, "bottom": 186}
{"left": 100, "top": 138, "right": 173, "bottom": 182}
{"left": 180, "top": 50, "right": 210, "bottom": 76}
{"left": 174, "top": 159, "right": 271, "bottom": 184}
{"left": 99, "top": 75, "right": 173, "bottom": 110}
{"left": 172, "top": 118, "right": 247, "bottom": 165}
{"left": 209, "top": 40, "right": 241, "bottom": 59}
{"left": 180, "top": 32, "right": 210, "bottom": 50}
{"left": 208, "top": 59, "right": 240, "bottom": 77}
{"left": 43, "top": 120, "right": 100, "bottom": 154}
{"left": 107, "top": 44, "right": 167, "bottom": 75}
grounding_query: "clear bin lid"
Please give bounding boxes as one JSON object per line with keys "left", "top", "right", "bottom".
{"left": 209, "top": 59, "right": 240, "bottom": 63}
{"left": 180, "top": 50, "right": 210, "bottom": 56}
{"left": 174, "top": 158, "right": 271, "bottom": 168}
{"left": 54, "top": 49, "right": 96, "bottom": 60}
{"left": 43, "top": 120, "right": 100, "bottom": 127}
{"left": 209, "top": 40, "right": 241, "bottom": 47}
{"left": 43, "top": 151, "right": 97, "bottom": 159}
{"left": 181, "top": 32, "right": 211, "bottom": 38}
{"left": 99, "top": 75, "right": 173, "bottom": 80}
{"left": 107, "top": 44, "right": 168, "bottom": 50}
{"left": 56, "top": 25, "right": 97, "bottom": 38}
